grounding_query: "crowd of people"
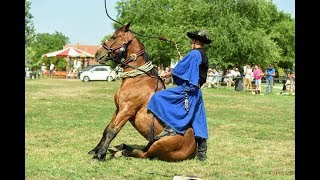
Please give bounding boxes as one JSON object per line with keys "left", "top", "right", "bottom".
{"left": 154, "top": 62, "right": 295, "bottom": 95}
{"left": 25, "top": 62, "right": 55, "bottom": 79}
{"left": 203, "top": 63, "right": 295, "bottom": 95}
{"left": 25, "top": 59, "right": 91, "bottom": 79}
{"left": 26, "top": 60, "right": 295, "bottom": 96}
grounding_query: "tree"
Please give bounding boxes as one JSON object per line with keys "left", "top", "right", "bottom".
{"left": 25, "top": 0, "right": 35, "bottom": 47}
{"left": 28, "top": 31, "right": 70, "bottom": 70}
{"left": 107, "top": 0, "right": 294, "bottom": 69}
{"left": 269, "top": 17, "right": 295, "bottom": 70}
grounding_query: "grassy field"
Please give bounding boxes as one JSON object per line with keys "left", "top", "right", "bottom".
{"left": 25, "top": 79, "right": 295, "bottom": 180}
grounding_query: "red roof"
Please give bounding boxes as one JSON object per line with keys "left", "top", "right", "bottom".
{"left": 63, "top": 44, "right": 100, "bottom": 55}
{"left": 64, "top": 44, "right": 100, "bottom": 65}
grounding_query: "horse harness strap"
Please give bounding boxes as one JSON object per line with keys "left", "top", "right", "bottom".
{"left": 121, "top": 49, "right": 145, "bottom": 66}
{"left": 118, "top": 61, "right": 154, "bottom": 78}
{"left": 102, "top": 35, "right": 136, "bottom": 50}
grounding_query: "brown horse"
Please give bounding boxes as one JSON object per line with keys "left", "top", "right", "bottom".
{"left": 89, "top": 22, "right": 197, "bottom": 161}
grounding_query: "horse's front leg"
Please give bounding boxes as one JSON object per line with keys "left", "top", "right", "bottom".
{"left": 88, "top": 111, "right": 119, "bottom": 155}
{"left": 87, "top": 120, "right": 114, "bottom": 155}
{"left": 91, "top": 108, "right": 134, "bottom": 161}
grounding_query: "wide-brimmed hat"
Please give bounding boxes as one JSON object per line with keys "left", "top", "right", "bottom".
{"left": 187, "top": 30, "right": 212, "bottom": 44}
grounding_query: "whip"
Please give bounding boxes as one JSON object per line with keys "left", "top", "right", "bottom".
{"left": 103, "top": 0, "right": 183, "bottom": 59}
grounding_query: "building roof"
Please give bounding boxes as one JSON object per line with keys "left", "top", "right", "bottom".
{"left": 63, "top": 44, "right": 100, "bottom": 55}
{"left": 63, "top": 44, "right": 101, "bottom": 65}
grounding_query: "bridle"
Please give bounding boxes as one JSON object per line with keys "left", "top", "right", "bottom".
{"left": 101, "top": 33, "right": 140, "bottom": 66}
{"left": 100, "top": 31, "right": 162, "bottom": 81}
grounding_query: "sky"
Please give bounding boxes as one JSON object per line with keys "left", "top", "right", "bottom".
{"left": 30, "top": 0, "right": 295, "bottom": 45}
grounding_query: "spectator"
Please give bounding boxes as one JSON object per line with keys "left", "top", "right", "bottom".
{"left": 68, "top": 58, "right": 74, "bottom": 73}
{"left": 280, "top": 69, "right": 295, "bottom": 95}
{"left": 235, "top": 64, "right": 243, "bottom": 77}
{"left": 280, "top": 69, "right": 289, "bottom": 94}
{"left": 206, "top": 68, "right": 214, "bottom": 88}
{"left": 49, "top": 62, "right": 55, "bottom": 77}
{"left": 212, "top": 68, "right": 221, "bottom": 88}
{"left": 264, "top": 64, "right": 275, "bottom": 94}
{"left": 244, "top": 64, "right": 253, "bottom": 92}
{"left": 25, "top": 67, "right": 31, "bottom": 79}
{"left": 41, "top": 63, "right": 46, "bottom": 78}
{"left": 289, "top": 71, "right": 295, "bottom": 95}
{"left": 232, "top": 67, "right": 242, "bottom": 91}
{"left": 225, "top": 69, "right": 234, "bottom": 87}
{"left": 253, "top": 65, "right": 264, "bottom": 94}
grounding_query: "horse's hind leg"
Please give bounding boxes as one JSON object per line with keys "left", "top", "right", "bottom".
{"left": 143, "top": 141, "right": 154, "bottom": 152}
{"left": 121, "top": 144, "right": 148, "bottom": 158}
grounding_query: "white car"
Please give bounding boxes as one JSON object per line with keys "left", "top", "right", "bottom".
{"left": 80, "top": 66, "right": 116, "bottom": 82}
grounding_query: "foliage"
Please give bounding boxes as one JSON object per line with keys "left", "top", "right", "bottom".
{"left": 277, "top": 67, "right": 286, "bottom": 77}
{"left": 28, "top": 32, "right": 70, "bottom": 70}
{"left": 25, "top": 0, "right": 35, "bottom": 47}
{"left": 104, "top": 0, "right": 295, "bottom": 69}
{"left": 269, "top": 18, "right": 295, "bottom": 70}
{"left": 25, "top": 0, "right": 71, "bottom": 71}
{"left": 26, "top": 79, "right": 294, "bottom": 179}
{"left": 101, "top": 34, "right": 111, "bottom": 44}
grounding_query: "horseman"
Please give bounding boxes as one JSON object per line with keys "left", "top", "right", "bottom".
{"left": 147, "top": 30, "right": 212, "bottom": 161}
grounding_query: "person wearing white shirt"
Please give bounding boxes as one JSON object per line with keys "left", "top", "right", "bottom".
{"left": 49, "top": 62, "right": 55, "bottom": 76}
{"left": 41, "top": 63, "right": 46, "bottom": 78}
{"left": 244, "top": 64, "right": 253, "bottom": 92}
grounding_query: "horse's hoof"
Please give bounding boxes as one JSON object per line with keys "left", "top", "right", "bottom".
{"left": 92, "top": 153, "right": 106, "bottom": 161}
{"left": 122, "top": 149, "right": 131, "bottom": 157}
{"left": 121, "top": 144, "right": 134, "bottom": 151}
{"left": 88, "top": 149, "right": 97, "bottom": 155}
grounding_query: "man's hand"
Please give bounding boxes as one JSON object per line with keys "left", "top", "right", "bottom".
{"left": 160, "top": 72, "right": 172, "bottom": 78}
{"left": 160, "top": 72, "right": 167, "bottom": 78}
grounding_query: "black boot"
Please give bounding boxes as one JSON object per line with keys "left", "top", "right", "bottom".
{"left": 196, "top": 138, "right": 207, "bottom": 161}
{"left": 154, "top": 125, "right": 176, "bottom": 140}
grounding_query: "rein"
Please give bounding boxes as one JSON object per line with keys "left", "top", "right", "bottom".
{"left": 101, "top": 32, "right": 167, "bottom": 83}
{"left": 101, "top": 40, "right": 160, "bottom": 79}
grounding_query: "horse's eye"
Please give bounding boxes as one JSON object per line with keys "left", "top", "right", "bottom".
{"left": 111, "top": 36, "right": 115, "bottom": 40}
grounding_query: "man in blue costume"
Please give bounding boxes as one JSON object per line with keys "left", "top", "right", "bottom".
{"left": 147, "top": 30, "right": 212, "bottom": 161}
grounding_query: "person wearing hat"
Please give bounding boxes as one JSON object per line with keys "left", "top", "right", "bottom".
{"left": 147, "top": 30, "right": 212, "bottom": 161}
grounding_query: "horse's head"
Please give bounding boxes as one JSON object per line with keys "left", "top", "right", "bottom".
{"left": 95, "top": 22, "right": 145, "bottom": 67}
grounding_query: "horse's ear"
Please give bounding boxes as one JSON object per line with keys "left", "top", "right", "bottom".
{"left": 124, "top": 22, "right": 131, "bottom": 32}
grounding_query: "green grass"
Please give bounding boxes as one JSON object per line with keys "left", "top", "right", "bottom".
{"left": 26, "top": 79, "right": 295, "bottom": 179}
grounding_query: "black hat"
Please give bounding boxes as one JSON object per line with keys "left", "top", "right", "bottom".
{"left": 187, "top": 30, "right": 212, "bottom": 44}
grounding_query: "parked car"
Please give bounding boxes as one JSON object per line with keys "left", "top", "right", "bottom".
{"left": 78, "top": 64, "right": 104, "bottom": 77}
{"left": 80, "top": 65, "right": 116, "bottom": 82}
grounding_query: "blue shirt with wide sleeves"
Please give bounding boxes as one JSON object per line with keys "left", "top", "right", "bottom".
{"left": 147, "top": 49, "right": 208, "bottom": 139}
